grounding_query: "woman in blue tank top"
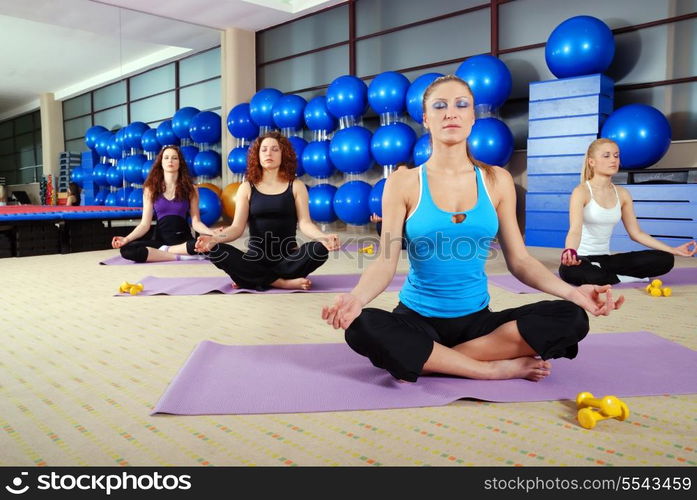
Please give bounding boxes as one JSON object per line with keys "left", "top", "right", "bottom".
{"left": 112, "top": 145, "right": 215, "bottom": 263}
{"left": 322, "top": 75, "right": 625, "bottom": 383}
{"left": 195, "top": 132, "right": 340, "bottom": 291}
{"left": 560, "top": 138, "right": 695, "bottom": 286}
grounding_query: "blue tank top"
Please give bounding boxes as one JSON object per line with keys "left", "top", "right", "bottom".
{"left": 399, "top": 165, "right": 499, "bottom": 317}
{"left": 153, "top": 195, "right": 189, "bottom": 220}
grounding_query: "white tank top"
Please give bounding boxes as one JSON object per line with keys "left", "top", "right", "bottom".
{"left": 577, "top": 181, "right": 621, "bottom": 256}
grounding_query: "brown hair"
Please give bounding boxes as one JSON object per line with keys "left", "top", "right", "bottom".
{"left": 143, "top": 145, "right": 196, "bottom": 201}
{"left": 581, "top": 138, "right": 618, "bottom": 182}
{"left": 421, "top": 74, "right": 495, "bottom": 181}
{"left": 246, "top": 131, "right": 297, "bottom": 184}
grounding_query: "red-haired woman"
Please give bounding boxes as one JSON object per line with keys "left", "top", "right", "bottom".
{"left": 195, "top": 131, "right": 340, "bottom": 290}
{"left": 112, "top": 145, "right": 215, "bottom": 262}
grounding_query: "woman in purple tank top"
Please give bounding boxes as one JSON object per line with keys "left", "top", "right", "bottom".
{"left": 322, "top": 75, "right": 625, "bottom": 384}
{"left": 112, "top": 145, "right": 215, "bottom": 263}
{"left": 195, "top": 131, "right": 340, "bottom": 291}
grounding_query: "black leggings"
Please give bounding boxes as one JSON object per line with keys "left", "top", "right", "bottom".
{"left": 559, "top": 250, "right": 674, "bottom": 286}
{"left": 345, "top": 300, "right": 589, "bottom": 382}
{"left": 207, "top": 241, "right": 329, "bottom": 290}
{"left": 120, "top": 216, "right": 197, "bottom": 263}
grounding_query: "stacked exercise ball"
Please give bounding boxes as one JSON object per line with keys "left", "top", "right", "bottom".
{"left": 545, "top": 15, "right": 671, "bottom": 169}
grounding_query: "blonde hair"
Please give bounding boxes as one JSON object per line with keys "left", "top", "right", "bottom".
{"left": 421, "top": 74, "right": 495, "bottom": 183}
{"left": 581, "top": 138, "right": 618, "bottom": 182}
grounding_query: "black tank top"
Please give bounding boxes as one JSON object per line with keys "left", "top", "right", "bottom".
{"left": 247, "top": 181, "right": 298, "bottom": 262}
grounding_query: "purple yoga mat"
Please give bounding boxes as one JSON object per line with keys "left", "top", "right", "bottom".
{"left": 117, "top": 273, "right": 406, "bottom": 296}
{"left": 489, "top": 267, "right": 697, "bottom": 294}
{"left": 152, "top": 331, "right": 697, "bottom": 415}
{"left": 100, "top": 255, "right": 210, "bottom": 265}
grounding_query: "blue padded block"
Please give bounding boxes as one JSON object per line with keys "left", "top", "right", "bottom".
{"left": 529, "top": 95, "right": 613, "bottom": 120}
{"left": 528, "top": 114, "right": 607, "bottom": 139}
{"left": 529, "top": 74, "right": 614, "bottom": 101}
{"left": 526, "top": 210, "right": 570, "bottom": 232}
{"left": 526, "top": 193, "right": 570, "bottom": 211}
{"left": 610, "top": 235, "right": 695, "bottom": 253}
{"left": 525, "top": 229, "right": 566, "bottom": 248}
{"left": 612, "top": 219, "right": 697, "bottom": 239}
{"left": 632, "top": 202, "right": 697, "bottom": 220}
{"left": 621, "top": 184, "right": 697, "bottom": 203}
{"left": 527, "top": 155, "right": 585, "bottom": 175}
{"left": 527, "top": 135, "right": 597, "bottom": 157}
{"left": 527, "top": 174, "right": 578, "bottom": 193}
{"left": 81, "top": 151, "right": 99, "bottom": 169}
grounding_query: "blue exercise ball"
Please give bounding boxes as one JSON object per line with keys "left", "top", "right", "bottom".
{"left": 124, "top": 122, "right": 150, "bottom": 150}
{"left": 288, "top": 136, "right": 307, "bottom": 177}
{"left": 369, "top": 178, "right": 387, "bottom": 217}
{"left": 95, "top": 131, "right": 113, "bottom": 158}
{"left": 368, "top": 71, "right": 410, "bottom": 115}
{"left": 227, "top": 146, "right": 249, "bottom": 175}
{"left": 329, "top": 126, "right": 373, "bottom": 174}
{"left": 141, "top": 129, "right": 160, "bottom": 153}
{"left": 93, "top": 187, "right": 108, "bottom": 206}
{"left": 193, "top": 150, "right": 222, "bottom": 178}
{"left": 156, "top": 120, "right": 180, "bottom": 147}
{"left": 250, "top": 88, "right": 283, "bottom": 127}
{"left": 106, "top": 134, "right": 122, "bottom": 159}
{"left": 180, "top": 145, "right": 199, "bottom": 171}
{"left": 308, "top": 183, "right": 338, "bottom": 223}
{"left": 114, "top": 127, "right": 127, "bottom": 152}
{"left": 406, "top": 73, "right": 443, "bottom": 124}
{"left": 197, "top": 187, "right": 222, "bottom": 226}
{"left": 126, "top": 154, "right": 147, "bottom": 183}
{"left": 413, "top": 133, "right": 432, "bottom": 166}
{"left": 70, "top": 167, "right": 84, "bottom": 187}
{"left": 85, "top": 125, "right": 108, "bottom": 150}
{"left": 546, "top": 15, "right": 615, "bottom": 79}
{"left": 333, "top": 180, "right": 372, "bottom": 225}
{"left": 127, "top": 188, "right": 144, "bottom": 208}
{"left": 302, "top": 140, "right": 335, "bottom": 179}
{"left": 326, "top": 75, "right": 368, "bottom": 120}
{"left": 600, "top": 104, "right": 671, "bottom": 169}
{"left": 468, "top": 117, "right": 514, "bottom": 166}
{"left": 142, "top": 159, "right": 153, "bottom": 181}
{"left": 272, "top": 94, "right": 307, "bottom": 130}
{"left": 115, "top": 186, "right": 133, "bottom": 206}
{"left": 104, "top": 192, "right": 118, "bottom": 207}
{"left": 455, "top": 55, "right": 512, "bottom": 110}
{"left": 106, "top": 166, "right": 122, "bottom": 187}
{"left": 189, "top": 111, "right": 221, "bottom": 144}
{"left": 172, "top": 107, "right": 200, "bottom": 140}
{"left": 92, "top": 163, "right": 110, "bottom": 187}
{"left": 226, "top": 103, "right": 259, "bottom": 140}
{"left": 304, "top": 96, "right": 337, "bottom": 132}
{"left": 371, "top": 123, "right": 417, "bottom": 166}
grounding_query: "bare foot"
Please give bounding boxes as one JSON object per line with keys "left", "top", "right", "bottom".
{"left": 271, "top": 277, "right": 312, "bottom": 290}
{"left": 487, "top": 357, "right": 552, "bottom": 382}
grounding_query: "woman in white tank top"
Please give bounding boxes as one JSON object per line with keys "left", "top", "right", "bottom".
{"left": 560, "top": 138, "right": 696, "bottom": 286}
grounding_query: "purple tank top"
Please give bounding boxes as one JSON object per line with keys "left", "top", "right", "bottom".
{"left": 153, "top": 195, "right": 189, "bottom": 220}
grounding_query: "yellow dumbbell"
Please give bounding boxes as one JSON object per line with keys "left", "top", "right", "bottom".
{"left": 576, "top": 392, "right": 629, "bottom": 429}
{"left": 662, "top": 287, "right": 672, "bottom": 297}
{"left": 651, "top": 279, "right": 663, "bottom": 288}
{"left": 358, "top": 244, "right": 375, "bottom": 255}
{"left": 128, "top": 283, "right": 144, "bottom": 295}
{"left": 649, "top": 287, "right": 662, "bottom": 297}
{"left": 119, "top": 281, "right": 132, "bottom": 293}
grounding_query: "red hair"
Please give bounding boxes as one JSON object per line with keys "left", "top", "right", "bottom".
{"left": 143, "top": 145, "right": 196, "bottom": 201}
{"left": 246, "top": 131, "right": 297, "bottom": 184}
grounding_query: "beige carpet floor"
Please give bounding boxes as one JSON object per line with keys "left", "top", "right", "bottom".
{"left": 1, "top": 233, "right": 696, "bottom": 466}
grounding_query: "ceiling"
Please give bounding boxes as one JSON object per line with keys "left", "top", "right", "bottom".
{"left": 0, "top": 0, "right": 344, "bottom": 120}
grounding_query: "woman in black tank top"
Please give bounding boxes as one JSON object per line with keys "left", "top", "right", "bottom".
{"left": 195, "top": 131, "right": 340, "bottom": 290}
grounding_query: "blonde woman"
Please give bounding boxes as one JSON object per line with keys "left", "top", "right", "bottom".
{"left": 559, "top": 138, "right": 695, "bottom": 286}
